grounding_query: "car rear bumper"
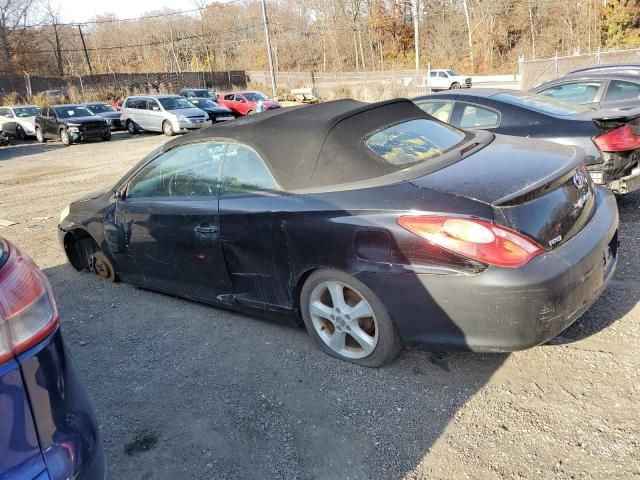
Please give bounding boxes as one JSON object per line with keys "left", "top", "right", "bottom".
{"left": 359, "top": 186, "right": 619, "bottom": 351}
{"left": 17, "top": 330, "right": 106, "bottom": 480}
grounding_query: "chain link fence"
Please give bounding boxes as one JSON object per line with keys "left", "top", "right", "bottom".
{"left": 247, "top": 70, "right": 434, "bottom": 101}
{"left": 0, "top": 71, "right": 247, "bottom": 101}
{"left": 519, "top": 47, "right": 640, "bottom": 90}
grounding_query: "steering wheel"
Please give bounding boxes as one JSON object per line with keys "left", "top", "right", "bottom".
{"left": 167, "top": 173, "right": 213, "bottom": 197}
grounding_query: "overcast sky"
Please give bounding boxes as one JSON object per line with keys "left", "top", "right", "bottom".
{"left": 51, "top": 0, "right": 190, "bottom": 23}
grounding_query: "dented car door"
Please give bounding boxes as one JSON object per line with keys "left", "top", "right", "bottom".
{"left": 112, "top": 142, "right": 232, "bottom": 301}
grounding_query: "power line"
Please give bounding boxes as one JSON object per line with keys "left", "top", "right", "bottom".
{"left": 17, "top": 31, "right": 265, "bottom": 55}
{"left": 14, "top": 0, "right": 243, "bottom": 30}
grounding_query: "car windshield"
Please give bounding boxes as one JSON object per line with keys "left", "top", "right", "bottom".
{"left": 55, "top": 106, "right": 93, "bottom": 118}
{"left": 495, "top": 92, "right": 591, "bottom": 116}
{"left": 244, "top": 92, "right": 269, "bottom": 102}
{"left": 192, "top": 99, "right": 219, "bottom": 108}
{"left": 87, "top": 104, "right": 115, "bottom": 113}
{"left": 365, "top": 118, "right": 466, "bottom": 168}
{"left": 159, "top": 97, "right": 195, "bottom": 110}
{"left": 191, "top": 90, "right": 214, "bottom": 98}
{"left": 446, "top": 70, "right": 461, "bottom": 76}
{"left": 14, "top": 106, "right": 40, "bottom": 117}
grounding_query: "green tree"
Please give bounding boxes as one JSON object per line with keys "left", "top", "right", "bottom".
{"left": 600, "top": 0, "right": 640, "bottom": 48}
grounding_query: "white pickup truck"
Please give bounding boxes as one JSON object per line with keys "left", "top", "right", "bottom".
{"left": 427, "top": 69, "right": 472, "bottom": 90}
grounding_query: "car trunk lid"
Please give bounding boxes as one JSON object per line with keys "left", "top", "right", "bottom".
{"left": 409, "top": 134, "right": 595, "bottom": 250}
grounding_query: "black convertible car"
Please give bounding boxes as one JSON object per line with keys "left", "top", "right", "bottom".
{"left": 413, "top": 89, "right": 640, "bottom": 195}
{"left": 58, "top": 99, "right": 618, "bottom": 366}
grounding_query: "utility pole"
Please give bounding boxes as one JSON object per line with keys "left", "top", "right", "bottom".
{"left": 412, "top": 0, "right": 420, "bottom": 71}
{"left": 76, "top": 24, "right": 93, "bottom": 75}
{"left": 462, "top": 0, "right": 474, "bottom": 74}
{"left": 261, "top": 0, "right": 277, "bottom": 98}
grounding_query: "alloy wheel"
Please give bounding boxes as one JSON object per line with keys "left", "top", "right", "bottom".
{"left": 36, "top": 128, "right": 43, "bottom": 143}
{"left": 308, "top": 280, "right": 378, "bottom": 359}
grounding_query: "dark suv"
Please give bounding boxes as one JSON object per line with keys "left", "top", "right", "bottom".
{"left": 35, "top": 105, "right": 111, "bottom": 145}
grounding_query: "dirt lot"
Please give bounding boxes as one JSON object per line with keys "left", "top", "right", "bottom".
{"left": 0, "top": 133, "right": 638, "bottom": 479}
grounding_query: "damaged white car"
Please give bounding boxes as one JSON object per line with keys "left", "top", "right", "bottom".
{"left": 0, "top": 105, "right": 41, "bottom": 139}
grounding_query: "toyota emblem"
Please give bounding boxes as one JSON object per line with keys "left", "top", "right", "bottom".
{"left": 573, "top": 170, "right": 587, "bottom": 190}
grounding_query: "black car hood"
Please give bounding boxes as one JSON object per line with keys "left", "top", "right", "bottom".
{"left": 72, "top": 188, "right": 110, "bottom": 204}
{"left": 61, "top": 116, "right": 104, "bottom": 124}
{"left": 96, "top": 111, "right": 121, "bottom": 120}
{"left": 201, "top": 106, "right": 233, "bottom": 114}
{"left": 410, "top": 134, "right": 583, "bottom": 205}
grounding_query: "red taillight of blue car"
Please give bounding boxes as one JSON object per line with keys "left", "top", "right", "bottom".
{"left": 0, "top": 239, "right": 59, "bottom": 363}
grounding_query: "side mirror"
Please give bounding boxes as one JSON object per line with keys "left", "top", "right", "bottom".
{"left": 115, "top": 190, "right": 123, "bottom": 200}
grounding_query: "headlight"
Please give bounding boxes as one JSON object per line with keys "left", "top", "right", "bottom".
{"left": 59, "top": 205, "right": 70, "bottom": 222}
{"left": 67, "top": 127, "right": 80, "bottom": 133}
{"left": 176, "top": 115, "right": 186, "bottom": 121}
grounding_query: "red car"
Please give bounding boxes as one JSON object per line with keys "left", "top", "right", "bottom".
{"left": 217, "top": 91, "right": 281, "bottom": 116}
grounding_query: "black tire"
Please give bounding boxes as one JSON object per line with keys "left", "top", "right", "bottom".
{"left": 300, "top": 269, "right": 403, "bottom": 367}
{"left": 15, "top": 125, "right": 25, "bottom": 140}
{"left": 450, "top": 82, "right": 461, "bottom": 90}
{"left": 101, "top": 131, "right": 112, "bottom": 141}
{"left": 162, "top": 120, "right": 175, "bottom": 136}
{"left": 127, "top": 120, "right": 138, "bottom": 135}
{"left": 60, "top": 128, "right": 71, "bottom": 146}
{"left": 36, "top": 127, "right": 46, "bottom": 143}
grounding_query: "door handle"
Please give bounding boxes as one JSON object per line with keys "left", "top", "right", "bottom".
{"left": 194, "top": 225, "right": 218, "bottom": 234}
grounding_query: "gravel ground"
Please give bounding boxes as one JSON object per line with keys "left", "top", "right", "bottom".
{"left": 0, "top": 132, "right": 638, "bottom": 480}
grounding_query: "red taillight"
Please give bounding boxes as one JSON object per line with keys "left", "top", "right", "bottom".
{"left": 397, "top": 216, "right": 544, "bottom": 268}
{"left": 594, "top": 125, "right": 640, "bottom": 152}
{"left": 0, "top": 240, "right": 58, "bottom": 363}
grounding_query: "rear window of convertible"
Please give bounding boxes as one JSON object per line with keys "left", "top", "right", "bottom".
{"left": 365, "top": 118, "right": 465, "bottom": 168}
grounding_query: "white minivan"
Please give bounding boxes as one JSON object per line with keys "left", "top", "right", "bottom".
{"left": 121, "top": 95, "right": 210, "bottom": 136}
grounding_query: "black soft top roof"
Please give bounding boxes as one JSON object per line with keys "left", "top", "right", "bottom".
{"left": 164, "top": 99, "right": 429, "bottom": 190}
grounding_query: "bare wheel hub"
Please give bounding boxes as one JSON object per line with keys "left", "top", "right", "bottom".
{"left": 95, "top": 260, "right": 110, "bottom": 278}
{"left": 90, "top": 251, "right": 116, "bottom": 282}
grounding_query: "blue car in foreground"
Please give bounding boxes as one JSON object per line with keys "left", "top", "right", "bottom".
{"left": 0, "top": 237, "right": 105, "bottom": 479}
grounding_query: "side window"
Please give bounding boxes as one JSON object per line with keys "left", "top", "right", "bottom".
{"left": 234, "top": 94, "right": 244, "bottom": 102}
{"left": 148, "top": 100, "right": 160, "bottom": 111}
{"left": 459, "top": 104, "right": 500, "bottom": 129}
{"left": 429, "top": 72, "right": 438, "bottom": 78}
{"left": 604, "top": 80, "right": 640, "bottom": 102}
{"left": 127, "top": 143, "right": 225, "bottom": 199}
{"left": 220, "top": 144, "right": 278, "bottom": 196}
{"left": 41, "top": 108, "right": 49, "bottom": 117}
{"left": 414, "top": 100, "right": 455, "bottom": 123}
{"left": 124, "top": 99, "right": 134, "bottom": 109}
{"left": 539, "top": 82, "right": 601, "bottom": 104}
{"left": 0, "top": 108, "right": 7, "bottom": 117}
{"left": 438, "top": 72, "right": 447, "bottom": 78}
{"left": 224, "top": 94, "right": 234, "bottom": 101}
